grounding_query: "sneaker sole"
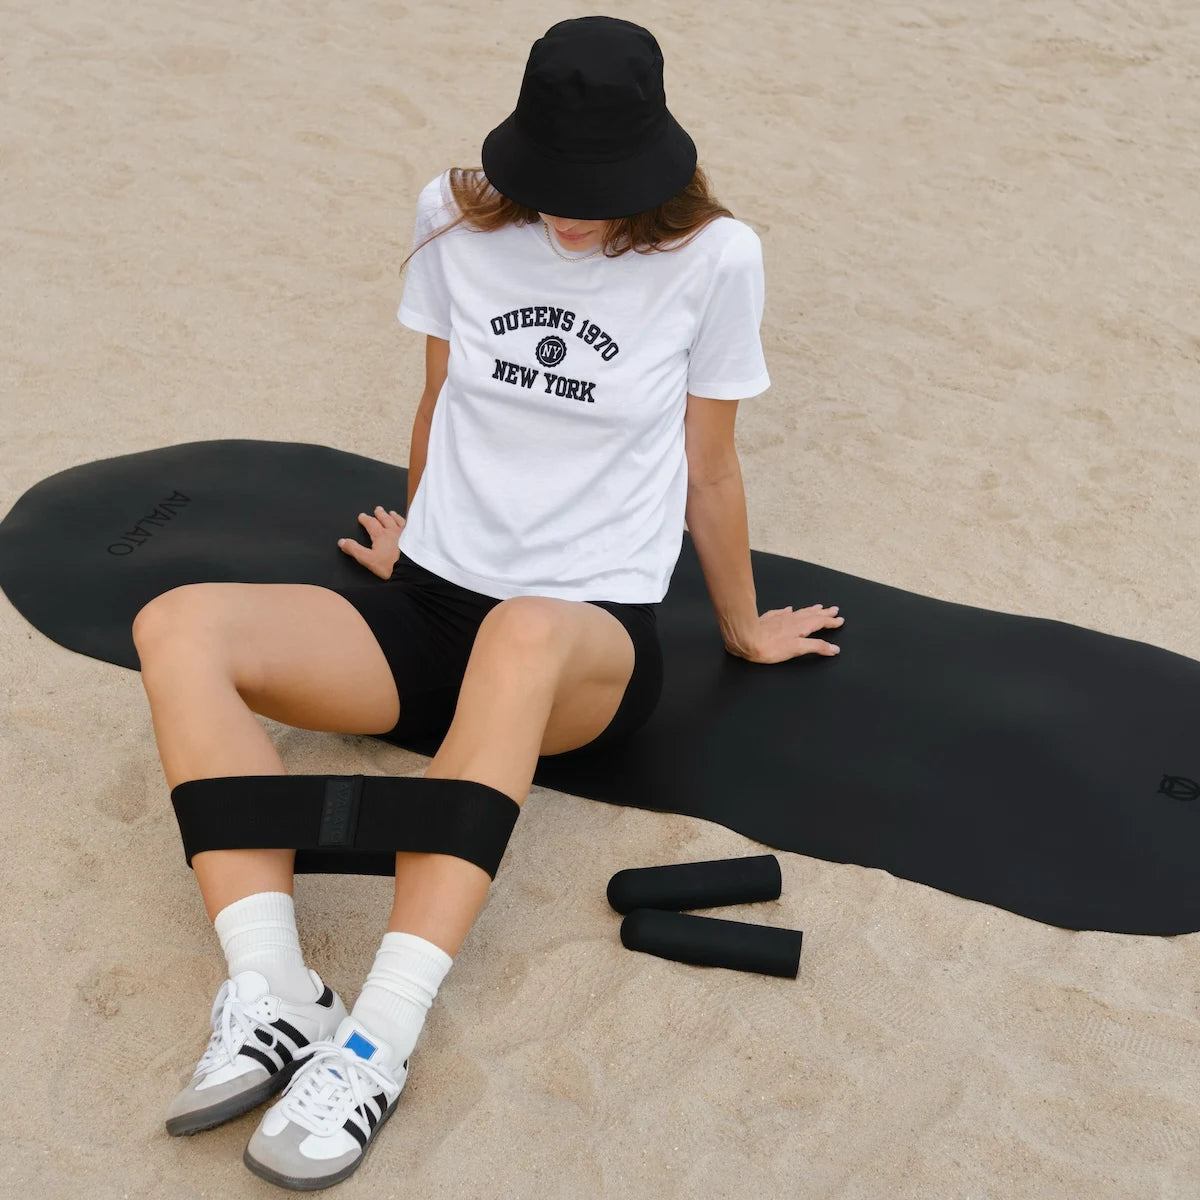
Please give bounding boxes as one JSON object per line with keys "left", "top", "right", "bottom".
{"left": 242, "top": 1097, "right": 399, "bottom": 1191}
{"left": 166, "top": 1059, "right": 303, "bottom": 1137}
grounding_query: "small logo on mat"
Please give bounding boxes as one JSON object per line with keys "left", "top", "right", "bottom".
{"left": 106, "top": 490, "right": 191, "bottom": 556}
{"left": 1158, "top": 775, "right": 1200, "bottom": 802}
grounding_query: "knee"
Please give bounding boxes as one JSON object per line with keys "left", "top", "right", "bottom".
{"left": 131, "top": 584, "right": 221, "bottom": 662}
{"left": 475, "top": 597, "right": 572, "bottom": 662}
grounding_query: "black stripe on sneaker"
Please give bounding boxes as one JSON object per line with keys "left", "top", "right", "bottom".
{"left": 316, "top": 985, "right": 335, "bottom": 1008}
{"left": 342, "top": 1118, "right": 367, "bottom": 1149}
{"left": 362, "top": 1104, "right": 379, "bottom": 1132}
{"left": 275, "top": 1042, "right": 293, "bottom": 1065}
{"left": 372, "top": 1093, "right": 388, "bottom": 1118}
{"left": 272, "top": 1018, "right": 307, "bottom": 1046}
{"left": 239, "top": 1045, "right": 279, "bottom": 1074}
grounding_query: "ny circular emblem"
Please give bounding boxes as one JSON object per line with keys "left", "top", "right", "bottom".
{"left": 1158, "top": 774, "right": 1200, "bottom": 802}
{"left": 535, "top": 335, "right": 567, "bottom": 368}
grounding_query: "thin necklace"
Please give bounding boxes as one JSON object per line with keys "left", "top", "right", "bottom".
{"left": 542, "top": 220, "right": 603, "bottom": 262}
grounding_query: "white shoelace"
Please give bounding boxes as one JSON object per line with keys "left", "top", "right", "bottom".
{"left": 193, "top": 977, "right": 264, "bottom": 1078}
{"left": 276, "top": 1042, "right": 397, "bottom": 1137}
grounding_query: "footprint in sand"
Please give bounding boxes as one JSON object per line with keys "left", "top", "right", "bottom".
{"left": 403, "top": 1019, "right": 489, "bottom": 1147}
{"left": 94, "top": 758, "right": 150, "bottom": 823}
{"left": 156, "top": 44, "right": 233, "bottom": 76}
{"left": 521, "top": 1042, "right": 599, "bottom": 1118}
{"left": 364, "top": 83, "right": 428, "bottom": 129}
{"left": 78, "top": 964, "right": 138, "bottom": 1018}
{"left": 297, "top": 130, "right": 340, "bottom": 149}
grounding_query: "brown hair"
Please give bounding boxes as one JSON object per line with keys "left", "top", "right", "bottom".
{"left": 402, "top": 166, "right": 732, "bottom": 269}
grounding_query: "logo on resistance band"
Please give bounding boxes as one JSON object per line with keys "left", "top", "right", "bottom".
{"left": 1158, "top": 775, "right": 1200, "bottom": 802}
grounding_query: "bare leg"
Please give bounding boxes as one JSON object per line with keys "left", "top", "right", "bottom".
{"left": 135, "top": 585, "right": 633, "bottom": 951}
{"left": 141, "top": 581, "right": 635, "bottom": 1150}
{"left": 133, "top": 583, "right": 401, "bottom": 919}
{"left": 390, "top": 596, "right": 636, "bottom": 955}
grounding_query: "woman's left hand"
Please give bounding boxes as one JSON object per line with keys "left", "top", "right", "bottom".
{"left": 337, "top": 506, "right": 405, "bottom": 579}
{"left": 729, "top": 605, "right": 844, "bottom": 664}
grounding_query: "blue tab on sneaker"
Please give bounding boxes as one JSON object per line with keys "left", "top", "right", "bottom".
{"left": 343, "top": 1030, "right": 377, "bottom": 1060}
{"left": 244, "top": 1015, "right": 406, "bottom": 1190}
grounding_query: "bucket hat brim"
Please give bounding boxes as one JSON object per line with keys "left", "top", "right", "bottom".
{"left": 481, "top": 110, "right": 697, "bottom": 220}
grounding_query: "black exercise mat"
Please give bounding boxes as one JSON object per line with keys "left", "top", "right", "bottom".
{"left": 2, "top": 440, "right": 1198, "bottom": 935}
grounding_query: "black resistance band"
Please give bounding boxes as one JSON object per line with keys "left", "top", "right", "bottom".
{"left": 170, "top": 775, "right": 520, "bottom": 879}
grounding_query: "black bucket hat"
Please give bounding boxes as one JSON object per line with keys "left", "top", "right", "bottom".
{"left": 481, "top": 16, "right": 698, "bottom": 220}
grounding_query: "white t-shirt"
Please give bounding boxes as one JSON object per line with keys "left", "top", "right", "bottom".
{"left": 396, "top": 171, "right": 770, "bottom": 603}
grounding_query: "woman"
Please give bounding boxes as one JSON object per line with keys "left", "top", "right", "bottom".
{"left": 134, "top": 15, "right": 844, "bottom": 1190}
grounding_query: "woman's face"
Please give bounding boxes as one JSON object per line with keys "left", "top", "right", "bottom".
{"left": 539, "top": 213, "right": 607, "bottom": 250}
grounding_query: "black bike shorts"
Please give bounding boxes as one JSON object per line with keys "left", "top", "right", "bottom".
{"left": 335, "top": 554, "right": 663, "bottom": 752}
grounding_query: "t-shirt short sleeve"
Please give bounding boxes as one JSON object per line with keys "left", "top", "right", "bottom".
{"left": 396, "top": 173, "right": 454, "bottom": 341}
{"left": 686, "top": 222, "right": 771, "bottom": 400}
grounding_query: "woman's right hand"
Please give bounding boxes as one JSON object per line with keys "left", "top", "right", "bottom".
{"left": 338, "top": 506, "right": 405, "bottom": 579}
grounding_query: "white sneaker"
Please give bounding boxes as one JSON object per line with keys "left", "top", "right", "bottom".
{"left": 243, "top": 1016, "right": 406, "bottom": 1190}
{"left": 165, "top": 970, "right": 347, "bottom": 1136}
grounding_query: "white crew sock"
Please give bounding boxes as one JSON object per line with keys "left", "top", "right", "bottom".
{"left": 213, "top": 891, "right": 317, "bottom": 1002}
{"left": 351, "top": 931, "right": 454, "bottom": 1071}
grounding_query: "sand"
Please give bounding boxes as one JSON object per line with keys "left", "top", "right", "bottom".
{"left": 3, "top": 1, "right": 1199, "bottom": 1196}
